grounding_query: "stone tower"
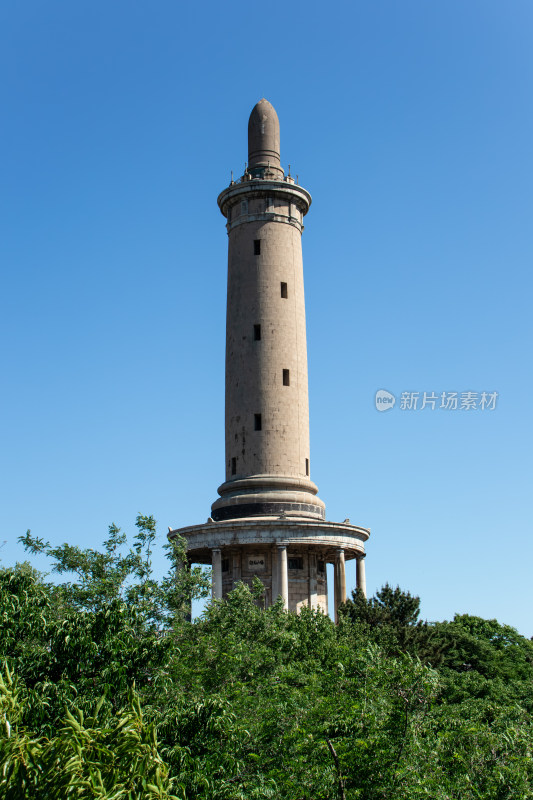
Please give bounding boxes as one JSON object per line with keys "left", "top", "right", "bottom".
{"left": 169, "top": 100, "right": 369, "bottom": 618}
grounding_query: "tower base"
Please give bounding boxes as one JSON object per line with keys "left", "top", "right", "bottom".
{"left": 169, "top": 516, "right": 369, "bottom": 616}
{"left": 212, "top": 475, "right": 326, "bottom": 522}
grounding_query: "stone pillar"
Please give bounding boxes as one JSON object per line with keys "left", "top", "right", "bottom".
{"left": 356, "top": 554, "right": 367, "bottom": 598}
{"left": 308, "top": 550, "right": 317, "bottom": 609}
{"left": 334, "top": 548, "right": 346, "bottom": 624}
{"left": 212, "top": 548, "right": 222, "bottom": 600}
{"left": 232, "top": 552, "right": 241, "bottom": 589}
{"left": 278, "top": 545, "right": 288, "bottom": 610}
{"left": 333, "top": 558, "right": 339, "bottom": 624}
{"left": 338, "top": 548, "right": 346, "bottom": 604}
{"left": 272, "top": 545, "right": 279, "bottom": 603}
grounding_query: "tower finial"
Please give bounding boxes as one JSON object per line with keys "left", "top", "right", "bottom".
{"left": 248, "top": 99, "right": 283, "bottom": 178}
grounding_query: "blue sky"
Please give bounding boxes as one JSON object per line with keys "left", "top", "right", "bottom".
{"left": 1, "top": 1, "right": 532, "bottom": 634}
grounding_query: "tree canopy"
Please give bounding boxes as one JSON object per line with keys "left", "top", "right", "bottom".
{"left": 1, "top": 518, "right": 532, "bottom": 799}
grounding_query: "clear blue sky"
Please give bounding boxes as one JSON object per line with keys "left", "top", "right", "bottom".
{"left": 1, "top": 1, "right": 532, "bottom": 634}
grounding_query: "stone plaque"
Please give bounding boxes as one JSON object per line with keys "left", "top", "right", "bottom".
{"left": 247, "top": 554, "right": 266, "bottom": 572}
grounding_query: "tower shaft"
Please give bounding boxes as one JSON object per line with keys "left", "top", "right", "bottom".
{"left": 225, "top": 196, "right": 309, "bottom": 481}
{"left": 212, "top": 100, "right": 324, "bottom": 522}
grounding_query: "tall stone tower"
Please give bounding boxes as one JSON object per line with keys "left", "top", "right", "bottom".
{"left": 170, "top": 100, "right": 369, "bottom": 617}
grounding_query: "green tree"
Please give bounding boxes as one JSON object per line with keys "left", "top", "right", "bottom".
{"left": 18, "top": 514, "right": 210, "bottom": 625}
{"left": 341, "top": 583, "right": 421, "bottom": 628}
{"left": 0, "top": 666, "right": 180, "bottom": 800}
{"left": 3, "top": 529, "right": 533, "bottom": 799}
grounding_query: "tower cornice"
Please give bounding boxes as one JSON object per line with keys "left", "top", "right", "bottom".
{"left": 170, "top": 518, "right": 370, "bottom": 564}
{"left": 217, "top": 179, "right": 312, "bottom": 219}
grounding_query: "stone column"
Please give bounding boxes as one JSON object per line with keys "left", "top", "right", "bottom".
{"left": 308, "top": 550, "right": 317, "bottom": 610}
{"left": 272, "top": 545, "right": 279, "bottom": 603}
{"left": 232, "top": 552, "right": 241, "bottom": 589}
{"left": 356, "top": 554, "right": 367, "bottom": 598}
{"left": 334, "top": 548, "right": 346, "bottom": 624}
{"left": 212, "top": 548, "right": 222, "bottom": 600}
{"left": 278, "top": 545, "right": 288, "bottom": 610}
{"left": 333, "top": 558, "right": 339, "bottom": 624}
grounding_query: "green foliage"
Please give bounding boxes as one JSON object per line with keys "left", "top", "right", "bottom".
{"left": 18, "top": 515, "right": 210, "bottom": 625}
{"left": 344, "top": 583, "right": 422, "bottom": 628}
{"left": 0, "top": 666, "right": 180, "bottom": 799}
{"left": 2, "top": 520, "right": 533, "bottom": 798}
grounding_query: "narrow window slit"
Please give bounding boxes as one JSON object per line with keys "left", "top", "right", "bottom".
{"left": 254, "top": 324, "right": 261, "bottom": 341}
{"left": 254, "top": 413, "right": 262, "bottom": 431}
{"left": 254, "top": 240, "right": 261, "bottom": 255}
{"left": 231, "top": 457, "right": 236, "bottom": 475}
{"left": 281, "top": 282, "right": 288, "bottom": 298}
{"left": 283, "top": 369, "right": 290, "bottom": 386}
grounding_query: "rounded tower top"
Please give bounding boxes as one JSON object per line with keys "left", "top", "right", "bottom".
{"left": 248, "top": 99, "right": 283, "bottom": 177}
